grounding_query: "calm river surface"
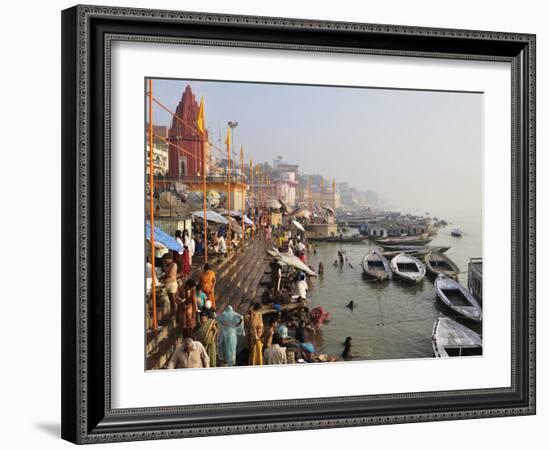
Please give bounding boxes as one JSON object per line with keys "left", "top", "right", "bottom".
{"left": 306, "top": 213, "right": 482, "bottom": 360}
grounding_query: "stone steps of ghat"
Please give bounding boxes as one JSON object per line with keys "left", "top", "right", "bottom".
{"left": 220, "top": 245, "right": 271, "bottom": 314}
{"left": 213, "top": 238, "right": 269, "bottom": 311}
{"left": 146, "top": 313, "right": 178, "bottom": 355}
{"left": 147, "top": 327, "right": 183, "bottom": 370}
{"left": 238, "top": 256, "right": 271, "bottom": 314}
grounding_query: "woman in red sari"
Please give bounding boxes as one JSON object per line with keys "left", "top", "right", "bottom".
{"left": 182, "top": 245, "right": 191, "bottom": 277}
{"left": 176, "top": 279, "right": 197, "bottom": 338}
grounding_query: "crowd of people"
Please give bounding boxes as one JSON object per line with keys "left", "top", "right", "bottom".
{"left": 162, "top": 220, "right": 331, "bottom": 369}
{"left": 166, "top": 287, "right": 328, "bottom": 369}
{"left": 153, "top": 222, "right": 248, "bottom": 279}
{"left": 152, "top": 210, "right": 352, "bottom": 370}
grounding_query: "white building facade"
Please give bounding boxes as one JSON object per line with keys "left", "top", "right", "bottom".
{"left": 275, "top": 171, "right": 298, "bottom": 206}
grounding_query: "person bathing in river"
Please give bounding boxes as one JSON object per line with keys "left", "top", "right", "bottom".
{"left": 309, "top": 306, "right": 330, "bottom": 332}
{"left": 318, "top": 261, "right": 324, "bottom": 275}
{"left": 342, "top": 337, "right": 353, "bottom": 359}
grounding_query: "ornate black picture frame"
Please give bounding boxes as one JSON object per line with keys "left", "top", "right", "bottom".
{"left": 61, "top": 4, "right": 536, "bottom": 444}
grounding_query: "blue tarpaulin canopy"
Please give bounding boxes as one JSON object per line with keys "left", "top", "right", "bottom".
{"left": 146, "top": 222, "right": 183, "bottom": 252}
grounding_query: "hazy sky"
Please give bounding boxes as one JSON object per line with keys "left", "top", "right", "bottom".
{"left": 149, "top": 78, "right": 482, "bottom": 217}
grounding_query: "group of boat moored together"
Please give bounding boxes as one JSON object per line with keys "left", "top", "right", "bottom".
{"left": 357, "top": 233, "right": 483, "bottom": 359}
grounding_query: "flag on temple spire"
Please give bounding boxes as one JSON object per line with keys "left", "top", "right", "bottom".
{"left": 197, "top": 96, "right": 205, "bottom": 134}
{"left": 224, "top": 127, "right": 231, "bottom": 151}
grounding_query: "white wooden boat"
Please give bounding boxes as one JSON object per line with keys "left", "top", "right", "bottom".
{"left": 380, "top": 244, "right": 451, "bottom": 253}
{"left": 381, "top": 245, "right": 450, "bottom": 259}
{"left": 434, "top": 275, "right": 482, "bottom": 322}
{"left": 375, "top": 234, "right": 433, "bottom": 246}
{"left": 362, "top": 251, "right": 391, "bottom": 281}
{"left": 432, "top": 316, "right": 482, "bottom": 357}
{"left": 424, "top": 251, "right": 460, "bottom": 279}
{"left": 390, "top": 253, "right": 426, "bottom": 283}
{"left": 468, "top": 257, "right": 483, "bottom": 303}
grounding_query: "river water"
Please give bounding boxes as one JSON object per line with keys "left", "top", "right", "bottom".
{"left": 305, "top": 213, "right": 482, "bottom": 361}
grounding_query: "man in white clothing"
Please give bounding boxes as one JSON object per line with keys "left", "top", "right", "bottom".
{"left": 263, "top": 333, "right": 287, "bottom": 365}
{"left": 168, "top": 338, "right": 210, "bottom": 369}
{"left": 183, "top": 229, "right": 194, "bottom": 265}
{"left": 217, "top": 233, "right": 227, "bottom": 254}
{"left": 296, "top": 272, "right": 308, "bottom": 300}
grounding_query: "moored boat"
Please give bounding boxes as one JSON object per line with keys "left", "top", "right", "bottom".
{"left": 451, "top": 228, "right": 463, "bottom": 237}
{"left": 432, "top": 316, "right": 482, "bottom": 357}
{"left": 434, "top": 275, "right": 482, "bottom": 322}
{"left": 390, "top": 253, "right": 426, "bottom": 283}
{"left": 325, "top": 235, "right": 366, "bottom": 243}
{"left": 380, "top": 245, "right": 450, "bottom": 259}
{"left": 379, "top": 243, "right": 450, "bottom": 252}
{"left": 468, "top": 257, "right": 483, "bottom": 303}
{"left": 308, "top": 235, "right": 366, "bottom": 243}
{"left": 375, "top": 234, "right": 432, "bottom": 246}
{"left": 424, "top": 251, "right": 460, "bottom": 279}
{"left": 362, "top": 251, "right": 391, "bottom": 281}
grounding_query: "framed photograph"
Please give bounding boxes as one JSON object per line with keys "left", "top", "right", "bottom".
{"left": 61, "top": 5, "right": 536, "bottom": 444}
